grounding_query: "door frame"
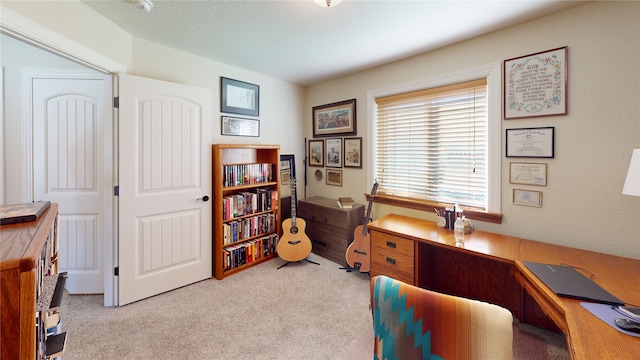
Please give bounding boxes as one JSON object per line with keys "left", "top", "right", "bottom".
{"left": 1, "top": 6, "right": 127, "bottom": 306}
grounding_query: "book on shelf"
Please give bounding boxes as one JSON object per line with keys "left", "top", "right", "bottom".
{"left": 336, "top": 197, "right": 355, "bottom": 209}
{"left": 0, "top": 201, "right": 51, "bottom": 225}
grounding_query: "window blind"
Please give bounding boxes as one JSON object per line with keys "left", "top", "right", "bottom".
{"left": 375, "top": 78, "right": 488, "bottom": 209}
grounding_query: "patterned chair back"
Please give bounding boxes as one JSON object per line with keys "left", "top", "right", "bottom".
{"left": 371, "top": 275, "right": 514, "bottom": 360}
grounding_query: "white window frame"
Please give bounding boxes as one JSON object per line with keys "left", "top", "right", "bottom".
{"left": 367, "top": 63, "right": 501, "bottom": 213}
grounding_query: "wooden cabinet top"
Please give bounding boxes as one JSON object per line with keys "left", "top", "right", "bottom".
{"left": 1, "top": 203, "right": 58, "bottom": 272}
{"left": 299, "top": 196, "right": 364, "bottom": 211}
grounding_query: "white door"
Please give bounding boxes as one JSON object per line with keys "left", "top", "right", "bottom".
{"left": 31, "top": 70, "right": 112, "bottom": 295}
{"left": 118, "top": 74, "right": 213, "bottom": 305}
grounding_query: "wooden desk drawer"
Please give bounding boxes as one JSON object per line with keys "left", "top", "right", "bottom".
{"left": 370, "top": 231, "right": 415, "bottom": 284}
{"left": 371, "top": 233, "right": 414, "bottom": 257}
{"left": 371, "top": 247, "right": 414, "bottom": 284}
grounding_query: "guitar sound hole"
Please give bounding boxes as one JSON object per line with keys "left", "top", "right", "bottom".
{"left": 290, "top": 226, "right": 298, "bottom": 235}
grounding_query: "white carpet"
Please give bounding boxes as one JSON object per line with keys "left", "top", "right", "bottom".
{"left": 61, "top": 254, "right": 372, "bottom": 359}
{"left": 60, "top": 253, "right": 567, "bottom": 359}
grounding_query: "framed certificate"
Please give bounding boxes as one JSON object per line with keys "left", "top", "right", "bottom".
{"left": 506, "top": 127, "right": 554, "bottom": 158}
{"left": 221, "top": 77, "right": 260, "bottom": 116}
{"left": 221, "top": 116, "right": 260, "bottom": 137}
{"left": 513, "top": 189, "right": 542, "bottom": 207}
{"left": 510, "top": 162, "right": 547, "bottom": 186}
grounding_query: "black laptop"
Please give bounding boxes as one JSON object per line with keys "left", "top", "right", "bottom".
{"left": 523, "top": 261, "right": 624, "bottom": 305}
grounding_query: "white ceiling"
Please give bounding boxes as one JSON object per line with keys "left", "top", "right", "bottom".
{"left": 82, "top": 0, "right": 587, "bottom": 86}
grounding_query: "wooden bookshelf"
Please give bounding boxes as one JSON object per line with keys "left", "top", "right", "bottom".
{"left": 212, "top": 144, "right": 281, "bottom": 279}
{"left": 1, "top": 203, "right": 67, "bottom": 359}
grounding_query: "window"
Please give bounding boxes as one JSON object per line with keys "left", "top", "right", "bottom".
{"left": 369, "top": 64, "right": 501, "bottom": 217}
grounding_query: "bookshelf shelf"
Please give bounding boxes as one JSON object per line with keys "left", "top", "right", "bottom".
{"left": 1, "top": 203, "right": 67, "bottom": 359}
{"left": 212, "top": 144, "right": 281, "bottom": 280}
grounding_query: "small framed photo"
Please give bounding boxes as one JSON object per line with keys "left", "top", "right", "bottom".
{"left": 504, "top": 46, "right": 567, "bottom": 119}
{"left": 221, "top": 116, "right": 260, "bottom": 137}
{"left": 513, "top": 189, "right": 542, "bottom": 207}
{"left": 221, "top": 77, "right": 260, "bottom": 116}
{"left": 325, "top": 138, "right": 343, "bottom": 168}
{"left": 308, "top": 139, "right": 324, "bottom": 167}
{"left": 326, "top": 169, "right": 342, "bottom": 186}
{"left": 280, "top": 154, "right": 295, "bottom": 186}
{"left": 506, "top": 127, "right": 554, "bottom": 158}
{"left": 312, "top": 99, "right": 356, "bottom": 138}
{"left": 280, "top": 154, "right": 296, "bottom": 199}
{"left": 343, "top": 137, "right": 362, "bottom": 168}
{"left": 510, "top": 162, "right": 547, "bottom": 186}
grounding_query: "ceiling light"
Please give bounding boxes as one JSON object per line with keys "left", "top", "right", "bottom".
{"left": 133, "top": 0, "right": 153, "bottom": 13}
{"left": 313, "top": 0, "right": 343, "bottom": 8}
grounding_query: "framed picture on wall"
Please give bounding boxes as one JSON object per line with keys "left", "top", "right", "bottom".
{"left": 509, "top": 162, "right": 547, "bottom": 186}
{"left": 221, "top": 116, "right": 260, "bottom": 137}
{"left": 280, "top": 154, "right": 296, "bottom": 199}
{"left": 513, "top": 189, "right": 542, "bottom": 207}
{"left": 343, "top": 137, "right": 362, "bottom": 168}
{"left": 506, "top": 127, "right": 554, "bottom": 158}
{"left": 220, "top": 77, "right": 260, "bottom": 116}
{"left": 325, "top": 138, "right": 342, "bottom": 168}
{"left": 503, "top": 47, "right": 568, "bottom": 119}
{"left": 326, "top": 169, "right": 342, "bottom": 186}
{"left": 308, "top": 139, "right": 324, "bottom": 167}
{"left": 312, "top": 99, "right": 356, "bottom": 137}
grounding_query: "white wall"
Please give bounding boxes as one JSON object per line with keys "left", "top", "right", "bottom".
{"left": 306, "top": 2, "right": 640, "bottom": 260}
{"left": 1, "top": 0, "right": 132, "bottom": 69}
{"left": 0, "top": 33, "right": 93, "bottom": 204}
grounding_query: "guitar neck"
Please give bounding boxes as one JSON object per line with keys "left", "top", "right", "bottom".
{"left": 362, "top": 182, "right": 379, "bottom": 235}
{"left": 290, "top": 180, "right": 297, "bottom": 226}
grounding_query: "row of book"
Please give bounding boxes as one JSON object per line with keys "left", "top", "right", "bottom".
{"left": 223, "top": 213, "right": 278, "bottom": 244}
{"left": 223, "top": 163, "right": 274, "bottom": 187}
{"left": 223, "top": 233, "right": 278, "bottom": 271}
{"left": 222, "top": 189, "right": 278, "bottom": 220}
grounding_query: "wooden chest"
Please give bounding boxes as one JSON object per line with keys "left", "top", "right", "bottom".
{"left": 297, "top": 196, "right": 364, "bottom": 266}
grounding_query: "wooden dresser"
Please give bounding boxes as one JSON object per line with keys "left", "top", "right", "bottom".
{"left": 297, "top": 196, "right": 364, "bottom": 266}
{"left": 1, "top": 203, "right": 66, "bottom": 360}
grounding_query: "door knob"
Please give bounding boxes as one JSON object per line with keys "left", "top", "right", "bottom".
{"left": 197, "top": 195, "right": 210, "bottom": 202}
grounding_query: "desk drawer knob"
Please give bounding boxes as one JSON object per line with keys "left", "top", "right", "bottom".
{"left": 386, "top": 257, "right": 396, "bottom": 265}
{"left": 386, "top": 241, "right": 396, "bottom": 248}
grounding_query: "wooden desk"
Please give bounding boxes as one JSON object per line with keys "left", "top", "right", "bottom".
{"left": 368, "top": 214, "right": 640, "bottom": 360}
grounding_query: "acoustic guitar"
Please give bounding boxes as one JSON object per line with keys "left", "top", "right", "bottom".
{"left": 345, "top": 181, "right": 378, "bottom": 272}
{"left": 277, "top": 179, "right": 312, "bottom": 262}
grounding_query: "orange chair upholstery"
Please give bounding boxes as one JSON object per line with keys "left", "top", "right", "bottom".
{"left": 371, "top": 275, "right": 514, "bottom": 360}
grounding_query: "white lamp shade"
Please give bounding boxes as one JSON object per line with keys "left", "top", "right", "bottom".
{"left": 622, "top": 149, "right": 640, "bottom": 196}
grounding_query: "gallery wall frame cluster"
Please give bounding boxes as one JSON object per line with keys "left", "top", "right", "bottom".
{"left": 503, "top": 46, "right": 568, "bottom": 207}
{"left": 220, "top": 77, "right": 260, "bottom": 137}
{"left": 309, "top": 99, "right": 362, "bottom": 187}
